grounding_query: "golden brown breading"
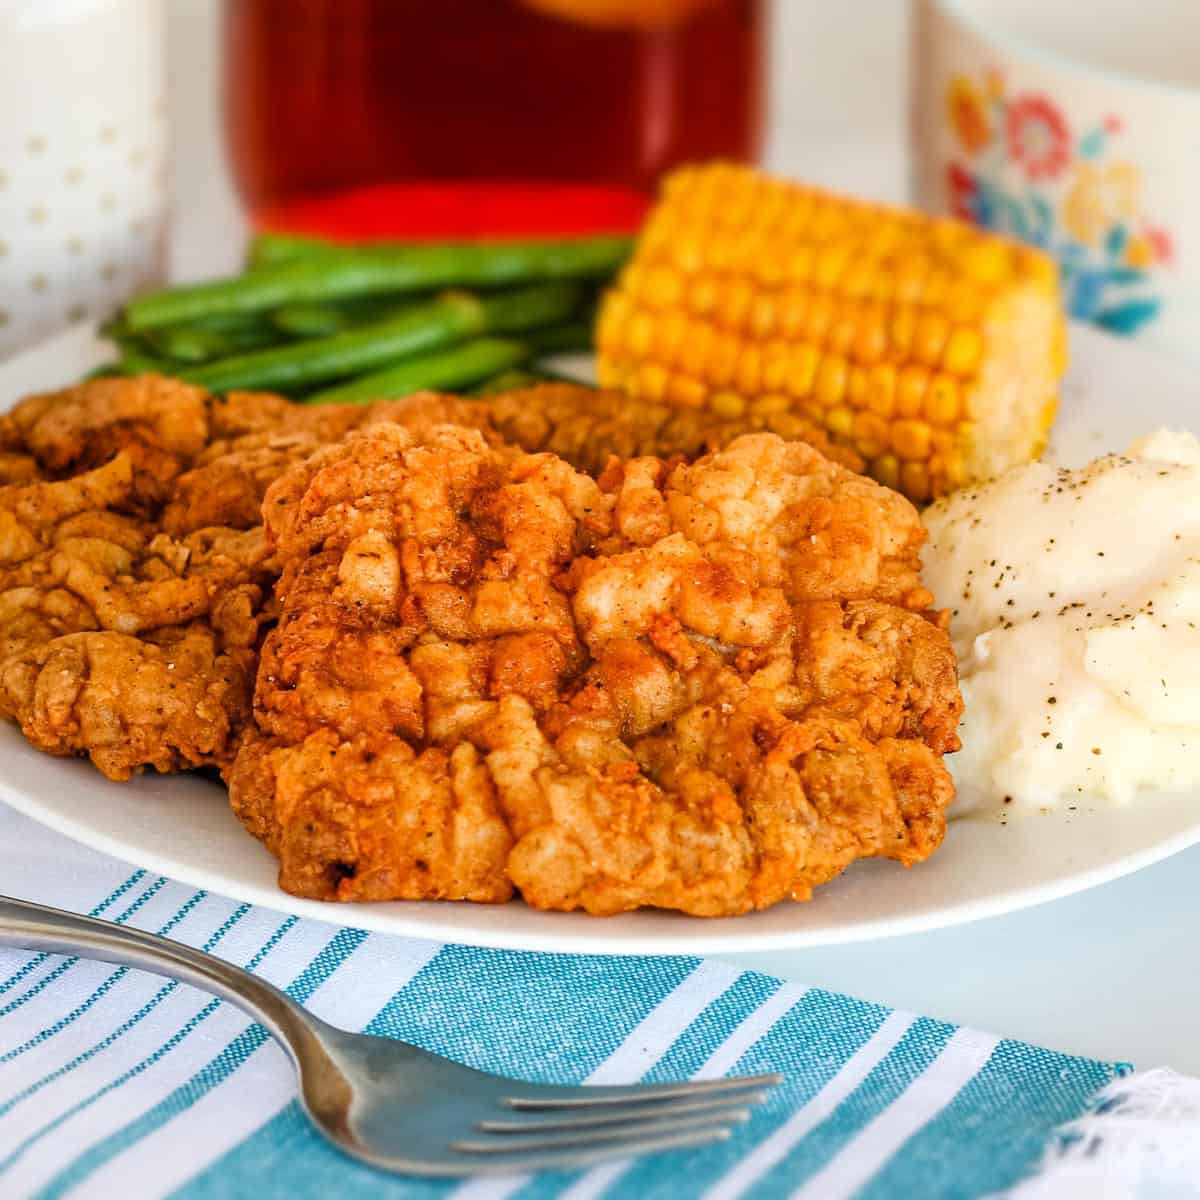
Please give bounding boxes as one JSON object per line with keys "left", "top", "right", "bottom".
{"left": 0, "top": 451, "right": 271, "bottom": 778}
{"left": 1, "top": 625, "right": 255, "bottom": 779}
{"left": 484, "top": 383, "right": 866, "bottom": 476}
{"left": 230, "top": 424, "right": 961, "bottom": 915}
{"left": 0, "top": 376, "right": 210, "bottom": 508}
{"left": 0, "top": 383, "right": 288, "bottom": 779}
{"left": 230, "top": 424, "right": 607, "bottom": 901}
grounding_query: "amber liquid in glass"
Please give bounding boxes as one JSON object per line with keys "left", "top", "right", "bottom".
{"left": 223, "top": 0, "right": 763, "bottom": 238}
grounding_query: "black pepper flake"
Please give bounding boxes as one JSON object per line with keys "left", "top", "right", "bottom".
{"left": 1003, "top": 796, "right": 1013, "bottom": 805}
{"left": 1056, "top": 742, "right": 1063, "bottom": 749}
{"left": 1047, "top": 696, "right": 1057, "bottom": 705}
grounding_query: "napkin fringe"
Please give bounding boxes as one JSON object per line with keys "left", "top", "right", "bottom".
{"left": 1000, "top": 1068, "right": 1200, "bottom": 1199}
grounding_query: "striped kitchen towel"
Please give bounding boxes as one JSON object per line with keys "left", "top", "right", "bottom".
{"left": 0, "top": 805, "right": 1132, "bottom": 1200}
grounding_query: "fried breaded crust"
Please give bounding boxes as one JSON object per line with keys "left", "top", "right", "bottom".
{"left": 230, "top": 424, "right": 961, "bottom": 914}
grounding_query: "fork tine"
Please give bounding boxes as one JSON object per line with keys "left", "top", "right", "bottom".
{"left": 452, "top": 1112, "right": 741, "bottom": 1155}
{"left": 478, "top": 1091, "right": 771, "bottom": 1133}
{"left": 505, "top": 1072, "right": 783, "bottom": 1109}
{"left": 456, "top": 1108, "right": 750, "bottom": 1153}
{"left": 437, "top": 1125, "right": 733, "bottom": 1175}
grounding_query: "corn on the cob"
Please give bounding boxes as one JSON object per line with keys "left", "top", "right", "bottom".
{"left": 597, "top": 163, "right": 1066, "bottom": 502}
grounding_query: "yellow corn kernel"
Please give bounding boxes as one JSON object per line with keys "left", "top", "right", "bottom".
{"left": 784, "top": 244, "right": 814, "bottom": 285}
{"left": 815, "top": 354, "right": 848, "bottom": 407}
{"left": 734, "top": 344, "right": 763, "bottom": 396}
{"left": 872, "top": 453, "right": 900, "bottom": 490}
{"left": 962, "top": 240, "right": 1011, "bottom": 284}
{"left": 629, "top": 310, "right": 655, "bottom": 357}
{"left": 896, "top": 365, "right": 929, "bottom": 417}
{"left": 719, "top": 278, "right": 754, "bottom": 330}
{"left": 803, "top": 294, "right": 835, "bottom": 343}
{"left": 689, "top": 275, "right": 720, "bottom": 318}
{"left": 751, "top": 392, "right": 792, "bottom": 416}
{"left": 901, "top": 461, "right": 932, "bottom": 503}
{"left": 683, "top": 320, "right": 716, "bottom": 376}
{"left": 761, "top": 340, "right": 791, "bottom": 391}
{"left": 711, "top": 391, "right": 747, "bottom": 418}
{"left": 944, "top": 279, "right": 985, "bottom": 324}
{"left": 777, "top": 288, "right": 809, "bottom": 338}
{"left": 866, "top": 363, "right": 898, "bottom": 417}
{"left": 814, "top": 242, "right": 852, "bottom": 289}
{"left": 826, "top": 405, "right": 854, "bottom": 437}
{"left": 913, "top": 312, "right": 950, "bottom": 367}
{"left": 633, "top": 362, "right": 669, "bottom": 402}
{"left": 656, "top": 309, "right": 689, "bottom": 366}
{"left": 852, "top": 308, "right": 889, "bottom": 365}
{"left": 707, "top": 234, "right": 736, "bottom": 271}
{"left": 921, "top": 270, "right": 949, "bottom": 308}
{"left": 596, "top": 359, "right": 623, "bottom": 390}
{"left": 892, "top": 419, "right": 932, "bottom": 461}
{"left": 666, "top": 372, "right": 708, "bottom": 408}
{"left": 841, "top": 257, "right": 875, "bottom": 301}
{"left": 748, "top": 295, "right": 777, "bottom": 339}
{"left": 943, "top": 327, "right": 984, "bottom": 376}
{"left": 708, "top": 330, "right": 740, "bottom": 388}
{"left": 786, "top": 345, "right": 821, "bottom": 398}
{"left": 827, "top": 304, "right": 859, "bottom": 357}
{"left": 853, "top": 411, "right": 891, "bottom": 459}
{"left": 889, "top": 306, "right": 917, "bottom": 357}
{"left": 893, "top": 258, "right": 930, "bottom": 305}
{"left": 925, "top": 375, "right": 961, "bottom": 425}
{"left": 847, "top": 365, "right": 869, "bottom": 409}
{"left": 642, "top": 265, "right": 683, "bottom": 309}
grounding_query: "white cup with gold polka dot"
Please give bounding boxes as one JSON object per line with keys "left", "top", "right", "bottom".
{"left": 0, "top": 0, "right": 167, "bottom": 358}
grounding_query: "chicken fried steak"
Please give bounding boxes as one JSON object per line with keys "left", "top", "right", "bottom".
{"left": 229, "top": 424, "right": 961, "bottom": 916}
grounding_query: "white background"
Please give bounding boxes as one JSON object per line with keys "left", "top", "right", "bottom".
{"left": 140, "top": 0, "right": 1200, "bottom": 1074}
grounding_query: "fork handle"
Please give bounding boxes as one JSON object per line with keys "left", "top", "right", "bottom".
{"left": 0, "top": 894, "right": 323, "bottom": 1064}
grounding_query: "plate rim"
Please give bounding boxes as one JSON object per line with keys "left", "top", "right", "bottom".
{"left": 4, "top": 773, "right": 1199, "bottom": 956}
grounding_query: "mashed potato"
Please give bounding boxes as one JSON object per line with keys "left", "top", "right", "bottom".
{"left": 923, "top": 429, "right": 1200, "bottom": 813}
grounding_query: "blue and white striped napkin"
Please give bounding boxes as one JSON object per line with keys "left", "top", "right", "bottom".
{"left": 0, "top": 804, "right": 1128, "bottom": 1200}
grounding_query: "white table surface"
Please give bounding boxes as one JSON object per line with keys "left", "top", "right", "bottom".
{"left": 14, "top": 0, "right": 1199, "bottom": 1078}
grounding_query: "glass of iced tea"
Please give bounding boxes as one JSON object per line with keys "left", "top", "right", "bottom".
{"left": 222, "top": 0, "right": 764, "bottom": 239}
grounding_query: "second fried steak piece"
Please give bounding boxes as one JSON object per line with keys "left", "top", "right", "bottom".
{"left": 230, "top": 424, "right": 961, "bottom": 915}
{"left": 0, "top": 453, "right": 266, "bottom": 777}
{"left": 0, "top": 381, "right": 346, "bottom": 779}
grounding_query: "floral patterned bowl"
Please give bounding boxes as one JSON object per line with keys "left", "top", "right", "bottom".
{"left": 912, "top": 0, "right": 1200, "bottom": 359}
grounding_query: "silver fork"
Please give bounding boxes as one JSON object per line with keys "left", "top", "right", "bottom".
{"left": 0, "top": 896, "right": 781, "bottom": 1176}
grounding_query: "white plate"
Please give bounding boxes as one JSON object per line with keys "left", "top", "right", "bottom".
{"left": 1, "top": 320, "right": 1199, "bottom": 956}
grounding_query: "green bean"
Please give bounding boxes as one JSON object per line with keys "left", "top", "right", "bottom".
{"left": 304, "top": 338, "right": 529, "bottom": 405}
{"left": 146, "top": 323, "right": 278, "bottom": 363}
{"left": 269, "top": 302, "right": 352, "bottom": 338}
{"left": 246, "top": 233, "right": 342, "bottom": 269}
{"left": 124, "top": 236, "right": 632, "bottom": 330}
{"left": 115, "top": 347, "right": 172, "bottom": 376}
{"left": 184, "top": 283, "right": 580, "bottom": 394}
{"left": 270, "top": 297, "right": 424, "bottom": 338}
